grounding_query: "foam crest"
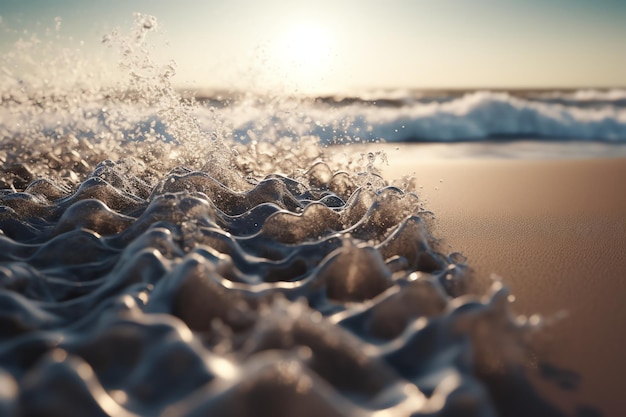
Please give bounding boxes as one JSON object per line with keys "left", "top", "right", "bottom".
{"left": 197, "top": 91, "right": 626, "bottom": 144}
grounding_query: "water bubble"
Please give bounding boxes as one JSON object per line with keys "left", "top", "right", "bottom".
{"left": 449, "top": 252, "right": 467, "bottom": 265}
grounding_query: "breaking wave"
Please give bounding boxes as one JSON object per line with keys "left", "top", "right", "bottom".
{"left": 193, "top": 90, "right": 626, "bottom": 144}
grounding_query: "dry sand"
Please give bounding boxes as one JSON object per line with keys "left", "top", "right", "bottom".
{"left": 369, "top": 144, "right": 626, "bottom": 417}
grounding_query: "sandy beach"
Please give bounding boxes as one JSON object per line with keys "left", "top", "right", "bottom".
{"left": 371, "top": 143, "right": 626, "bottom": 416}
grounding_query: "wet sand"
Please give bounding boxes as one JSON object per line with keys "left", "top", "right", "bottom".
{"left": 375, "top": 144, "right": 626, "bottom": 417}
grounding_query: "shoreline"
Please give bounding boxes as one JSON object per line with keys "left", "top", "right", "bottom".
{"left": 367, "top": 145, "right": 626, "bottom": 416}
{"left": 328, "top": 140, "right": 626, "bottom": 161}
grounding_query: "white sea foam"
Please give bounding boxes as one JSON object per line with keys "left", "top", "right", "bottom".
{"left": 188, "top": 90, "right": 626, "bottom": 144}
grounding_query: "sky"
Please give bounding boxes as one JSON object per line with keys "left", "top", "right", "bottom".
{"left": 1, "top": 0, "right": 625, "bottom": 94}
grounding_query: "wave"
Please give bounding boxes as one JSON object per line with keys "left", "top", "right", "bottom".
{"left": 0, "top": 158, "right": 568, "bottom": 417}
{"left": 3, "top": 85, "right": 626, "bottom": 147}
{"left": 194, "top": 90, "right": 626, "bottom": 144}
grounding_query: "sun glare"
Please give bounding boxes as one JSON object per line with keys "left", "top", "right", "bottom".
{"left": 266, "top": 23, "right": 336, "bottom": 93}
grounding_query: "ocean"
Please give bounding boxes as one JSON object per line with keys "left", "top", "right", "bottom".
{"left": 193, "top": 87, "right": 626, "bottom": 143}
{"left": 0, "top": 14, "right": 619, "bottom": 417}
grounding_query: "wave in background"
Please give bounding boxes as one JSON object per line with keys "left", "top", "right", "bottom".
{"left": 189, "top": 89, "right": 626, "bottom": 144}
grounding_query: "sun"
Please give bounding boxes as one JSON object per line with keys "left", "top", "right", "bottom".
{"left": 273, "top": 24, "right": 331, "bottom": 69}
{"left": 266, "top": 23, "right": 336, "bottom": 93}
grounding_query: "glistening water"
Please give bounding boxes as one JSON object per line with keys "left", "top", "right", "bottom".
{"left": 0, "top": 14, "right": 589, "bottom": 417}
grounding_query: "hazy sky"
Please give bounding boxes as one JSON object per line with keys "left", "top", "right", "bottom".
{"left": 1, "top": 0, "right": 625, "bottom": 94}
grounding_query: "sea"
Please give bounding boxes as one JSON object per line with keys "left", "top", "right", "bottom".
{"left": 0, "top": 14, "right": 622, "bottom": 417}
